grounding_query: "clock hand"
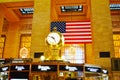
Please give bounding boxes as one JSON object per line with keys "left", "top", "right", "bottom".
{"left": 51, "top": 36, "right": 56, "bottom": 42}
{"left": 49, "top": 36, "right": 56, "bottom": 42}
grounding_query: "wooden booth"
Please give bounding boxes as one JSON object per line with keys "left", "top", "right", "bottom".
{"left": 0, "top": 58, "right": 108, "bottom": 80}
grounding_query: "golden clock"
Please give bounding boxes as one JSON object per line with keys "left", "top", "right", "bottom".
{"left": 45, "top": 27, "right": 64, "bottom": 60}
{"left": 46, "top": 32, "right": 61, "bottom": 45}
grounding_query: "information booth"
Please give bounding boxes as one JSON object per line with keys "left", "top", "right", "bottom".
{"left": 0, "top": 58, "right": 107, "bottom": 80}
{"left": 29, "top": 60, "right": 84, "bottom": 80}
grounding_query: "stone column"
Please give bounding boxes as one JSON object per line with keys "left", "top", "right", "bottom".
{"left": 30, "top": 0, "right": 50, "bottom": 61}
{"left": 91, "top": 0, "right": 114, "bottom": 79}
{"left": 4, "top": 22, "right": 19, "bottom": 58}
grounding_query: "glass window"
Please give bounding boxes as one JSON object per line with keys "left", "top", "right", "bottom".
{"left": 113, "top": 34, "right": 120, "bottom": 57}
{"left": 110, "top": 4, "right": 120, "bottom": 10}
{"left": 61, "top": 5, "right": 83, "bottom": 12}
{"left": 19, "top": 8, "right": 34, "bottom": 14}
{"left": 61, "top": 44, "right": 85, "bottom": 63}
{"left": 19, "top": 34, "right": 31, "bottom": 58}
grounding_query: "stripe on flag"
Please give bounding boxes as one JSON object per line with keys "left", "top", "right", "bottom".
{"left": 51, "top": 21, "right": 92, "bottom": 44}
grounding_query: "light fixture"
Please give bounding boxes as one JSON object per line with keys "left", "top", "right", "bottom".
{"left": 40, "top": 55, "right": 45, "bottom": 61}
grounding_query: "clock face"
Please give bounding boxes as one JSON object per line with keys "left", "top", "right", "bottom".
{"left": 46, "top": 32, "right": 61, "bottom": 45}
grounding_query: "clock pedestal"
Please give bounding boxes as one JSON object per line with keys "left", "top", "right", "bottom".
{"left": 49, "top": 49, "right": 60, "bottom": 60}
{"left": 47, "top": 45, "right": 61, "bottom": 60}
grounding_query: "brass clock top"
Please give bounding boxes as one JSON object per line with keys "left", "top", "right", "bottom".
{"left": 46, "top": 32, "right": 61, "bottom": 45}
{"left": 46, "top": 26, "right": 64, "bottom": 46}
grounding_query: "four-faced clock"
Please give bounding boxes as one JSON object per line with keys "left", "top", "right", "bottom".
{"left": 46, "top": 32, "right": 61, "bottom": 45}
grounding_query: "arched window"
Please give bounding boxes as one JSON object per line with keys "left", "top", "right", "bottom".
{"left": 113, "top": 34, "right": 120, "bottom": 57}
{"left": 19, "top": 34, "right": 31, "bottom": 58}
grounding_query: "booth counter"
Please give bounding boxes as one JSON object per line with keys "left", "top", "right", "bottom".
{"left": 0, "top": 59, "right": 108, "bottom": 80}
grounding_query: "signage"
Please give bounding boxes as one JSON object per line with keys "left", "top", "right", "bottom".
{"left": 59, "top": 65, "right": 83, "bottom": 71}
{"left": 10, "top": 65, "right": 30, "bottom": 71}
{"left": 85, "top": 66, "right": 102, "bottom": 73}
{"left": 31, "top": 65, "right": 57, "bottom": 72}
{"left": 0, "top": 66, "right": 9, "bottom": 72}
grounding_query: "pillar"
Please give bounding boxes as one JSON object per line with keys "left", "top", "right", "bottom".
{"left": 86, "top": 44, "right": 94, "bottom": 64}
{"left": 91, "top": 0, "right": 114, "bottom": 73}
{"left": 0, "top": 7, "right": 4, "bottom": 36}
{"left": 4, "top": 22, "right": 19, "bottom": 58}
{"left": 30, "top": 0, "right": 50, "bottom": 61}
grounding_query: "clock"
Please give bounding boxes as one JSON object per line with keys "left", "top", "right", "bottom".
{"left": 46, "top": 32, "right": 61, "bottom": 45}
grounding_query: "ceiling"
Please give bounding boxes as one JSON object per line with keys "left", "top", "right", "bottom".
{"left": 0, "top": 1, "right": 34, "bottom": 22}
{"left": 0, "top": 0, "right": 120, "bottom": 22}
{"left": 51, "top": 0, "right": 90, "bottom": 21}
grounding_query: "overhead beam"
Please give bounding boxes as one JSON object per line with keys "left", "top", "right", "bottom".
{"left": 0, "top": 4, "right": 20, "bottom": 22}
{"left": 3, "top": 1, "right": 34, "bottom": 9}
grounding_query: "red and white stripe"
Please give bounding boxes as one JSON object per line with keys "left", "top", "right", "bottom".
{"left": 63, "top": 21, "right": 92, "bottom": 44}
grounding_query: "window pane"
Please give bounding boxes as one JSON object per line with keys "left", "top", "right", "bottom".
{"left": 113, "top": 34, "right": 120, "bottom": 58}
{"left": 19, "top": 35, "right": 31, "bottom": 58}
{"left": 61, "top": 44, "right": 85, "bottom": 63}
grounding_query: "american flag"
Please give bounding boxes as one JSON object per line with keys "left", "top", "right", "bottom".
{"left": 50, "top": 21, "right": 92, "bottom": 44}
